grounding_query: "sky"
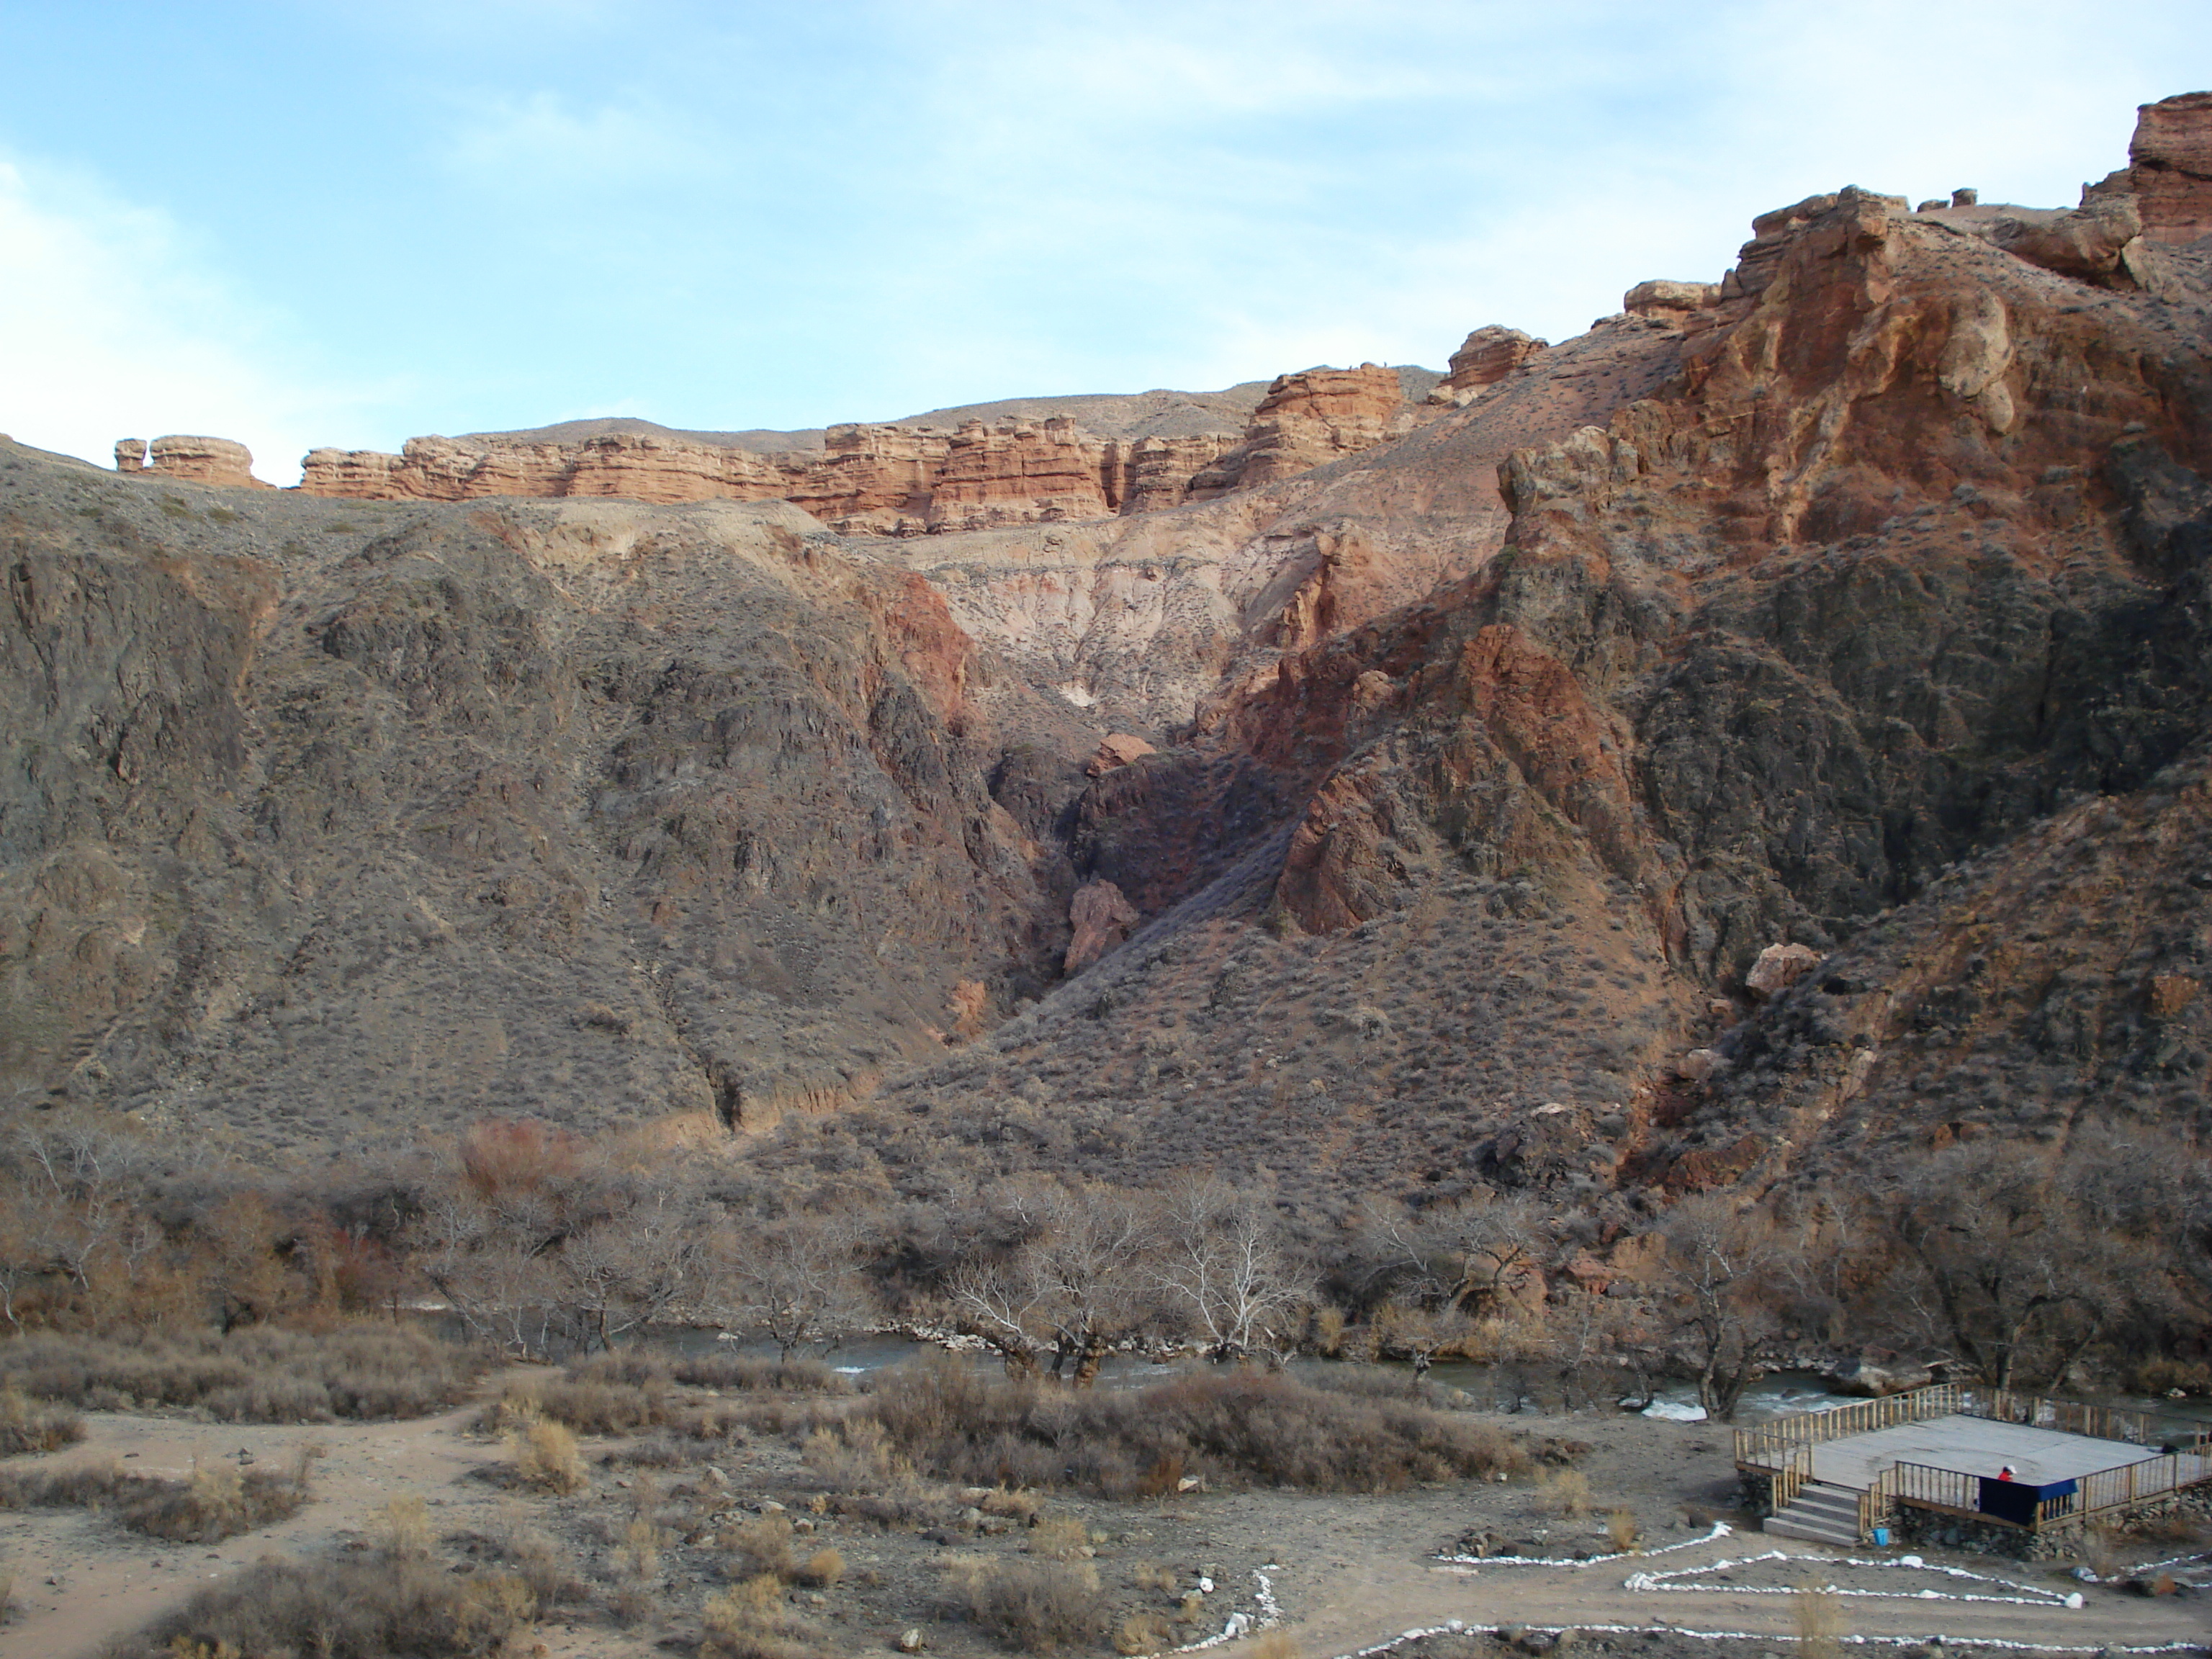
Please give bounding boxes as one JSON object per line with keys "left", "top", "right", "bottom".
{"left": 1, "top": 2, "right": 2206, "bottom": 485}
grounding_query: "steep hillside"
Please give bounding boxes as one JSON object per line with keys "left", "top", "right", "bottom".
{"left": 6, "top": 94, "right": 2212, "bottom": 1229}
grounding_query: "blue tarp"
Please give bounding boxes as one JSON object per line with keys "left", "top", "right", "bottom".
{"left": 1977, "top": 1475, "right": 2077, "bottom": 1526}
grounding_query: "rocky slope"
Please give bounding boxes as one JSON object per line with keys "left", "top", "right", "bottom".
{"left": 8, "top": 94, "right": 2212, "bottom": 1223}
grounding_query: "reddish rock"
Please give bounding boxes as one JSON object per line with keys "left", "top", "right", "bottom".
{"left": 125, "top": 434, "right": 269, "bottom": 489}
{"left": 1622, "top": 279, "right": 1721, "bottom": 318}
{"left": 1187, "top": 364, "right": 1411, "bottom": 498}
{"left": 1087, "top": 734, "right": 1156, "bottom": 777}
{"left": 1431, "top": 327, "right": 1547, "bottom": 404}
{"left": 2121, "top": 90, "right": 2212, "bottom": 243}
{"left": 1065, "top": 878, "right": 1141, "bottom": 974}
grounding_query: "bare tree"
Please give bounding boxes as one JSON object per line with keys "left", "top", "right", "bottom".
{"left": 1359, "top": 1192, "right": 1551, "bottom": 1317}
{"left": 1654, "top": 1195, "right": 1800, "bottom": 1421}
{"left": 1884, "top": 1141, "right": 2142, "bottom": 1390}
{"left": 716, "top": 1211, "right": 873, "bottom": 1360}
{"left": 1151, "top": 1179, "right": 1314, "bottom": 1367}
{"left": 948, "top": 1181, "right": 1150, "bottom": 1385}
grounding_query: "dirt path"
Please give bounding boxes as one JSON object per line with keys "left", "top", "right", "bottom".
{"left": 1241, "top": 1522, "right": 2209, "bottom": 1656}
{"left": 3, "top": 1401, "right": 2204, "bottom": 1659}
{"left": 0, "top": 1404, "right": 506, "bottom": 1659}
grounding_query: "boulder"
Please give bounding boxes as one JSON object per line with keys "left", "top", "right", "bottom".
{"left": 1431, "top": 326, "right": 1547, "bottom": 403}
{"left": 1990, "top": 196, "right": 2143, "bottom": 282}
{"left": 1064, "top": 879, "right": 1141, "bottom": 974}
{"left": 1623, "top": 279, "right": 1722, "bottom": 318}
{"left": 1745, "top": 943, "right": 1820, "bottom": 1001}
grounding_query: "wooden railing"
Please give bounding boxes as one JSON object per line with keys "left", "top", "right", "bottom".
{"left": 1871, "top": 1450, "right": 2212, "bottom": 1532}
{"left": 2068, "top": 1448, "right": 2212, "bottom": 1523}
{"left": 1734, "top": 1381, "right": 2211, "bottom": 1471}
{"left": 1733, "top": 1383, "right": 1963, "bottom": 1469}
{"left": 1955, "top": 1387, "right": 2211, "bottom": 1455}
{"left": 1772, "top": 1445, "right": 1812, "bottom": 1511}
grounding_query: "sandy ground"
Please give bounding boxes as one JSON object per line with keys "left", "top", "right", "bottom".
{"left": 1, "top": 1398, "right": 2204, "bottom": 1659}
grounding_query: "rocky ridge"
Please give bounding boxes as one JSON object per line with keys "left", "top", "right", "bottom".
{"left": 278, "top": 365, "right": 1437, "bottom": 535}
{"left": 7, "top": 92, "right": 2211, "bottom": 1239}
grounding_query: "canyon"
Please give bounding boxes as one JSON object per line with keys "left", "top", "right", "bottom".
{"left": 5, "top": 92, "right": 2210, "bottom": 1253}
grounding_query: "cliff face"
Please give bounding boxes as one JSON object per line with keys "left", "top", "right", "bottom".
{"left": 285, "top": 376, "right": 1430, "bottom": 534}
{"left": 802, "top": 95, "right": 2212, "bottom": 1212}
{"left": 24, "top": 92, "right": 2212, "bottom": 1215}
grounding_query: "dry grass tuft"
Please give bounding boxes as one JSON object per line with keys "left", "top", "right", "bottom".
{"left": 380, "top": 1494, "right": 433, "bottom": 1561}
{"left": 701, "top": 1573, "right": 811, "bottom": 1659}
{"left": 1541, "top": 1467, "right": 1593, "bottom": 1517}
{"left": 1249, "top": 1635, "right": 1303, "bottom": 1659}
{"left": 1795, "top": 1578, "right": 1845, "bottom": 1659}
{"left": 1114, "top": 1609, "right": 1175, "bottom": 1654}
{"left": 1604, "top": 1507, "right": 1640, "bottom": 1551}
{"left": 0, "top": 1382, "right": 84, "bottom": 1457}
{"left": 505, "top": 1412, "right": 586, "bottom": 1494}
{"left": 109, "top": 1555, "right": 534, "bottom": 1658}
{"left": 0, "top": 1326, "right": 477, "bottom": 1422}
{"left": 796, "top": 1546, "right": 844, "bottom": 1588}
{"left": 969, "top": 1557, "right": 1102, "bottom": 1653}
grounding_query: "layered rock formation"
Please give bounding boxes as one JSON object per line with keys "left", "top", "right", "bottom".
{"left": 1187, "top": 364, "right": 1413, "bottom": 498}
{"left": 1429, "top": 327, "right": 1548, "bottom": 404}
{"left": 2092, "top": 90, "right": 2212, "bottom": 243}
{"left": 284, "top": 367, "right": 1426, "bottom": 533}
{"left": 115, "top": 434, "right": 269, "bottom": 489}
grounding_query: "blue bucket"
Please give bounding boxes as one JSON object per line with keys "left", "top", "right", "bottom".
{"left": 1871, "top": 1527, "right": 1892, "bottom": 1547}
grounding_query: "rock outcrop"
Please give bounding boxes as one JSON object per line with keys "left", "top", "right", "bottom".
{"left": 2092, "top": 90, "right": 2212, "bottom": 243}
{"left": 1429, "top": 327, "right": 1547, "bottom": 405}
{"left": 115, "top": 434, "right": 269, "bottom": 488}
{"left": 295, "top": 417, "right": 1248, "bottom": 534}
{"left": 1187, "top": 364, "right": 1413, "bottom": 498}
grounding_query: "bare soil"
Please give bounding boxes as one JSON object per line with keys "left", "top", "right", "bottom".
{"left": 1, "top": 1382, "right": 2203, "bottom": 1659}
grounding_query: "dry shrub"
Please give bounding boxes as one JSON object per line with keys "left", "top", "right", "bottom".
{"left": 701, "top": 1573, "right": 809, "bottom": 1659}
{"left": 488, "top": 1520, "right": 587, "bottom": 1607}
{"left": 1249, "top": 1635, "right": 1302, "bottom": 1659}
{"left": 0, "top": 1326, "right": 477, "bottom": 1421}
{"left": 980, "top": 1486, "right": 1040, "bottom": 1521}
{"left": 507, "top": 1413, "right": 586, "bottom": 1494}
{"left": 725, "top": 1512, "right": 798, "bottom": 1581}
{"left": 109, "top": 1555, "right": 534, "bottom": 1658}
{"left": 1029, "top": 1514, "right": 1089, "bottom": 1561}
{"left": 1126, "top": 1560, "right": 1177, "bottom": 1593}
{"left": 866, "top": 1361, "right": 1529, "bottom": 1496}
{"left": 0, "top": 1455, "right": 311, "bottom": 1543}
{"left": 0, "top": 1382, "right": 84, "bottom": 1457}
{"left": 571, "top": 1351, "right": 840, "bottom": 1395}
{"left": 801, "top": 1419, "right": 896, "bottom": 1490}
{"left": 1542, "top": 1467, "right": 1592, "bottom": 1517}
{"left": 381, "top": 1494, "right": 432, "bottom": 1561}
{"left": 619, "top": 1516, "right": 667, "bottom": 1581}
{"left": 796, "top": 1546, "right": 844, "bottom": 1588}
{"left": 1115, "top": 1610, "right": 1174, "bottom": 1655}
{"left": 1795, "top": 1578, "right": 1845, "bottom": 1659}
{"left": 970, "top": 1558, "right": 1102, "bottom": 1653}
{"left": 1604, "top": 1508, "right": 1640, "bottom": 1551}
{"left": 122, "top": 1457, "right": 313, "bottom": 1543}
{"left": 2080, "top": 1523, "right": 2123, "bottom": 1578}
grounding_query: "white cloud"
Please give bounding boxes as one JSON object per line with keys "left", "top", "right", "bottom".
{"left": 0, "top": 156, "right": 403, "bottom": 485}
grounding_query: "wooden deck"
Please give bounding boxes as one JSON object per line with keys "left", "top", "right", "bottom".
{"left": 1787, "top": 1413, "right": 2165, "bottom": 1493}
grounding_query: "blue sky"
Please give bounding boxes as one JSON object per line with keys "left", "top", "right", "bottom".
{"left": 1, "top": 1, "right": 2206, "bottom": 483}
